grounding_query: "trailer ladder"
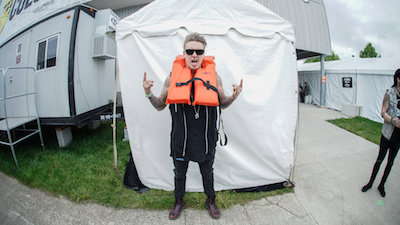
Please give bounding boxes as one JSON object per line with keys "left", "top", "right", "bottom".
{"left": 0, "top": 67, "right": 45, "bottom": 169}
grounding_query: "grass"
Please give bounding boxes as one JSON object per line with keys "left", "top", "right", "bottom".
{"left": 327, "top": 116, "right": 382, "bottom": 145}
{"left": 0, "top": 121, "right": 292, "bottom": 210}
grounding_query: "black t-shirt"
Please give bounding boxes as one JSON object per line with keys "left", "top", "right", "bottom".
{"left": 169, "top": 104, "right": 218, "bottom": 162}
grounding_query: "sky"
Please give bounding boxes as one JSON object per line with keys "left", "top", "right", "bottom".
{"left": 323, "top": 0, "right": 400, "bottom": 59}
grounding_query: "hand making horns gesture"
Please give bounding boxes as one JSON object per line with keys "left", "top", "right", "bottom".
{"left": 232, "top": 79, "right": 243, "bottom": 100}
{"left": 143, "top": 72, "right": 153, "bottom": 95}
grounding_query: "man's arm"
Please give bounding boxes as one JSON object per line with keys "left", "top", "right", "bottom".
{"left": 143, "top": 72, "right": 170, "bottom": 111}
{"left": 381, "top": 91, "right": 390, "bottom": 118}
{"left": 217, "top": 74, "right": 243, "bottom": 109}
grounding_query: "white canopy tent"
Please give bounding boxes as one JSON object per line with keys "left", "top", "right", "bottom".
{"left": 116, "top": 0, "right": 298, "bottom": 191}
{"left": 298, "top": 58, "right": 400, "bottom": 123}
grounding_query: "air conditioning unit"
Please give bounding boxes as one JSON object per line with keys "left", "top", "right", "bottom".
{"left": 92, "top": 9, "right": 120, "bottom": 59}
{"left": 92, "top": 34, "right": 117, "bottom": 59}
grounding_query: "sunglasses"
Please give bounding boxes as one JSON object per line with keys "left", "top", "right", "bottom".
{"left": 185, "top": 49, "right": 204, "bottom": 55}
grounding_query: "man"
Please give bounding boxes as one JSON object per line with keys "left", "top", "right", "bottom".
{"left": 142, "top": 32, "right": 243, "bottom": 220}
{"left": 303, "top": 82, "right": 309, "bottom": 96}
{"left": 303, "top": 82, "right": 311, "bottom": 103}
{"left": 299, "top": 83, "right": 304, "bottom": 102}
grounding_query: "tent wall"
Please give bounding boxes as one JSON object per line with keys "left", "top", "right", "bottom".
{"left": 325, "top": 71, "right": 357, "bottom": 110}
{"left": 298, "top": 69, "right": 394, "bottom": 123}
{"left": 356, "top": 72, "right": 393, "bottom": 123}
{"left": 118, "top": 29, "right": 298, "bottom": 191}
{"left": 116, "top": 0, "right": 298, "bottom": 191}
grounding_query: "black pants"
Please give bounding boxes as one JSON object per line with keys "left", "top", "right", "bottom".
{"left": 173, "top": 158, "right": 215, "bottom": 198}
{"left": 367, "top": 135, "right": 400, "bottom": 186}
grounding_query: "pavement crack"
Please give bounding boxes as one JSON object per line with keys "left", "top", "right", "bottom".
{"left": 242, "top": 205, "right": 252, "bottom": 222}
{"left": 267, "top": 197, "right": 303, "bottom": 219}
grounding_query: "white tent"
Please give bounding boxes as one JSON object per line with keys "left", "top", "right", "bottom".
{"left": 116, "top": 0, "right": 298, "bottom": 191}
{"left": 298, "top": 58, "right": 400, "bottom": 123}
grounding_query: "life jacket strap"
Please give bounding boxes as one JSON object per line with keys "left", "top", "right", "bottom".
{"left": 176, "top": 77, "right": 218, "bottom": 93}
{"left": 217, "top": 106, "right": 228, "bottom": 146}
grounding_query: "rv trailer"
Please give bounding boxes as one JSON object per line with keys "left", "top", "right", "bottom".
{"left": 0, "top": 2, "right": 119, "bottom": 146}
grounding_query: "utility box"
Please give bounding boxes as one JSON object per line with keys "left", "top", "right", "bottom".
{"left": 95, "top": 8, "right": 120, "bottom": 34}
{"left": 56, "top": 126, "right": 73, "bottom": 147}
{"left": 341, "top": 102, "right": 362, "bottom": 117}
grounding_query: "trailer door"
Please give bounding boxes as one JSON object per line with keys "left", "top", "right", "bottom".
{"left": 6, "top": 31, "right": 33, "bottom": 118}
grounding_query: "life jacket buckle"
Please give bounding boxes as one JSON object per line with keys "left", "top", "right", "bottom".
{"left": 206, "top": 81, "right": 211, "bottom": 90}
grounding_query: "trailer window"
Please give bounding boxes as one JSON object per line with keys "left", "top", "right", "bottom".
{"left": 37, "top": 41, "right": 46, "bottom": 70}
{"left": 16, "top": 43, "right": 22, "bottom": 64}
{"left": 17, "top": 43, "right": 22, "bottom": 54}
{"left": 37, "top": 34, "right": 59, "bottom": 70}
{"left": 47, "top": 36, "right": 58, "bottom": 68}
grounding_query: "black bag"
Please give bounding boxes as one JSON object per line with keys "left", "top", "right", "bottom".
{"left": 123, "top": 153, "right": 149, "bottom": 194}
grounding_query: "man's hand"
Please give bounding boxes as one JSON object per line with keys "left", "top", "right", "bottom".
{"left": 393, "top": 117, "right": 400, "bottom": 128}
{"left": 142, "top": 72, "right": 170, "bottom": 111}
{"left": 217, "top": 75, "right": 243, "bottom": 109}
{"left": 232, "top": 79, "right": 243, "bottom": 100}
{"left": 143, "top": 72, "right": 154, "bottom": 95}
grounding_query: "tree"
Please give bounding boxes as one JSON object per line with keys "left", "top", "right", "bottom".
{"left": 359, "top": 43, "right": 381, "bottom": 58}
{"left": 304, "top": 51, "right": 340, "bottom": 63}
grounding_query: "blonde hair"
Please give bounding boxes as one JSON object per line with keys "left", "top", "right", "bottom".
{"left": 183, "top": 32, "right": 207, "bottom": 49}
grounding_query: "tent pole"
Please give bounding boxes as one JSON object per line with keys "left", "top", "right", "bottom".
{"left": 112, "top": 60, "right": 123, "bottom": 180}
{"left": 286, "top": 67, "right": 301, "bottom": 188}
{"left": 320, "top": 55, "right": 325, "bottom": 106}
{"left": 355, "top": 69, "right": 358, "bottom": 105}
{"left": 287, "top": 96, "right": 300, "bottom": 187}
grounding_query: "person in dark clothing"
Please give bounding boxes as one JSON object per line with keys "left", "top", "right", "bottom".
{"left": 142, "top": 32, "right": 243, "bottom": 219}
{"left": 361, "top": 69, "right": 400, "bottom": 197}
{"left": 303, "top": 82, "right": 309, "bottom": 96}
{"left": 299, "top": 83, "right": 304, "bottom": 102}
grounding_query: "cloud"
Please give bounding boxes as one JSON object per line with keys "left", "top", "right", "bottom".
{"left": 325, "top": 0, "right": 400, "bottom": 59}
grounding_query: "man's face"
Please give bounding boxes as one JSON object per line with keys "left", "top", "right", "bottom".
{"left": 183, "top": 41, "right": 205, "bottom": 71}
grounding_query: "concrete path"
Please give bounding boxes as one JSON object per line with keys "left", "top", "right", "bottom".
{"left": 1, "top": 103, "right": 399, "bottom": 224}
{"left": 295, "top": 103, "right": 400, "bottom": 225}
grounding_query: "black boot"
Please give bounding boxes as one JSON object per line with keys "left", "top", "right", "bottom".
{"left": 362, "top": 183, "right": 372, "bottom": 192}
{"left": 169, "top": 198, "right": 185, "bottom": 220}
{"left": 377, "top": 185, "right": 385, "bottom": 197}
{"left": 377, "top": 161, "right": 394, "bottom": 198}
{"left": 205, "top": 196, "right": 220, "bottom": 219}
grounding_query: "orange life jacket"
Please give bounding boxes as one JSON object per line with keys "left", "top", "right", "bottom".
{"left": 165, "top": 55, "right": 219, "bottom": 106}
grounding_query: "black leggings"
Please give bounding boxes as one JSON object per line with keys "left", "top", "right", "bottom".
{"left": 368, "top": 135, "right": 400, "bottom": 186}
{"left": 173, "top": 158, "right": 215, "bottom": 198}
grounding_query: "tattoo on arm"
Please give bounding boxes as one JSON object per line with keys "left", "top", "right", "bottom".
{"left": 381, "top": 92, "right": 390, "bottom": 118}
{"left": 217, "top": 74, "right": 235, "bottom": 109}
{"left": 382, "top": 92, "right": 390, "bottom": 108}
{"left": 220, "top": 96, "right": 235, "bottom": 109}
{"left": 149, "top": 76, "right": 170, "bottom": 111}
